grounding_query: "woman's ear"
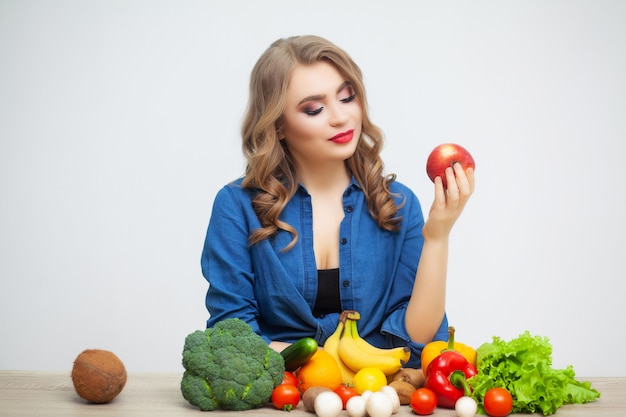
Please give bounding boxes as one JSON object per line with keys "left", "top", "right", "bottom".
{"left": 276, "top": 125, "right": 285, "bottom": 140}
{"left": 275, "top": 115, "right": 286, "bottom": 136}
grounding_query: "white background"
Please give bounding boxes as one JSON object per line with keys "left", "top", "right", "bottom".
{"left": 1, "top": 1, "right": 625, "bottom": 377}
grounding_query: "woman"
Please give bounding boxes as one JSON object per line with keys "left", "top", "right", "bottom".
{"left": 201, "top": 35, "right": 474, "bottom": 367}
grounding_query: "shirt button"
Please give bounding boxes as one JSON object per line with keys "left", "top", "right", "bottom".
{"left": 343, "top": 280, "right": 350, "bottom": 287}
{"left": 346, "top": 206, "right": 353, "bottom": 213}
{"left": 340, "top": 238, "right": 348, "bottom": 245}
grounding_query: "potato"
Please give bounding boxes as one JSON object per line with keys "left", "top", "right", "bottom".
{"left": 389, "top": 380, "right": 416, "bottom": 405}
{"left": 391, "top": 367, "right": 425, "bottom": 388}
{"left": 302, "top": 386, "right": 332, "bottom": 412}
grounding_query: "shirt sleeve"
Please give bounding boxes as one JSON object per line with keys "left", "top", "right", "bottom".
{"left": 201, "top": 185, "right": 266, "bottom": 339}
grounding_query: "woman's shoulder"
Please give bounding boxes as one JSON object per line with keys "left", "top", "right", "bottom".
{"left": 213, "top": 177, "right": 252, "bottom": 204}
{"left": 388, "top": 178, "right": 418, "bottom": 200}
{"left": 386, "top": 179, "right": 423, "bottom": 217}
{"left": 221, "top": 176, "right": 244, "bottom": 188}
{"left": 217, "top": 176, "right": 246, "bottom": 193}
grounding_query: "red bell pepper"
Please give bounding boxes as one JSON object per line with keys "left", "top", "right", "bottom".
{"left": 424, "top": 349, "right": 477, "bottom": 408}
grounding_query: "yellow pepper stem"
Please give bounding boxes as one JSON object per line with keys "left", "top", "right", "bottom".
{"left": 447, "top": 326, "right": 456, "bottom": 351}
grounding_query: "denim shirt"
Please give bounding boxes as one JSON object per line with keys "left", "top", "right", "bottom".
{"left": 201, "top": 176, "right": 448, "bottom": 367}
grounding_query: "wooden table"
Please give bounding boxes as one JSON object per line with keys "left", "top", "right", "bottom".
{"left": 0, "top": 371, "right": 622, "bottom": 416}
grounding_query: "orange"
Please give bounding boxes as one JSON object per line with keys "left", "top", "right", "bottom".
{"left": 353, "top": 367, "right": 387, "bottom": 394}
{"left": 296, "top": 350, "right": 342, "bottom": 392}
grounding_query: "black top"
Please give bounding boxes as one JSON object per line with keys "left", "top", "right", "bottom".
{"left": 312, "top": 268, "right": 341, "bottom": 317}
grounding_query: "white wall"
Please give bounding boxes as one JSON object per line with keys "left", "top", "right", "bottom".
{"left": 1, "top": 1, "right": 624, "bottom": 377}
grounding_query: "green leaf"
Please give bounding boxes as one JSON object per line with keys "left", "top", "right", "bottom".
{"left": 468, "top": 332, "right": 600, "bottom": 415}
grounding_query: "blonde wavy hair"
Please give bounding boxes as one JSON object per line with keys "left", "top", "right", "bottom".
{"left": 241, "top": 35, "right": 402, "bottom": 250}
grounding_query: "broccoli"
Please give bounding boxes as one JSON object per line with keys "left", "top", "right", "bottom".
{"left": 180, "top": 318, "right": 285, "bottom": 411}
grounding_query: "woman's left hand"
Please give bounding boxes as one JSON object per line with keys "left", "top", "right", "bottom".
{"left": 422, "top": 163, "right": 475, "bottom": 241}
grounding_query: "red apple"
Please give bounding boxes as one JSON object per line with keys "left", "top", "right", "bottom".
{"left": 426, "top": 143, "right": 475, "bottom": 188}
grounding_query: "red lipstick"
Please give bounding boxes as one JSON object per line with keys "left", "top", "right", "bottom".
{"left": 329, "top": 129, "right": 354, "bottom": 144}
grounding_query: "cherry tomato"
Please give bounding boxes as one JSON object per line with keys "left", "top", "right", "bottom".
{"left": 410, "top": 387, "right": 438, "bottom": 415}
{"left": 484, "top": 387, "right": 513, "bottom": 417}
{"left": 333, "top": 384, "right": 359, "bottom": 409}
{"left": 271, "top": 383, "right": 301, "bottom": 411}
{"left": 281, "top": 371, "right": 298, "bottom": 387}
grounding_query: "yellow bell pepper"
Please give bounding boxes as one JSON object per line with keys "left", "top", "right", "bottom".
{"left": 420, "top": 326, "right": 476, "bottom": 373}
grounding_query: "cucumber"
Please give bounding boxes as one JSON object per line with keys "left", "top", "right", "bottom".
{"left": 280, "top": 337, "right": 318, "bottom": 372}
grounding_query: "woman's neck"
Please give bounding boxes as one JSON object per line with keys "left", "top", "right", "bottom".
{"left": 297, "top": 161, "right": 351, "bottom": 195}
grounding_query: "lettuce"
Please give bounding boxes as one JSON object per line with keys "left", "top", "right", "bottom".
{"left": 468, "top": 331, "right": 600, "bottom": 415}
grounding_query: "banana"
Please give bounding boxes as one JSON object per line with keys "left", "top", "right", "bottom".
{"left": 338, "top": 318, "right": 404, "bottom": 376}
{"left": 323, "top": 318, "right": 356, "bottom": 386}
{"left": 349, "top": 319, "right": 411, "bottom": 364}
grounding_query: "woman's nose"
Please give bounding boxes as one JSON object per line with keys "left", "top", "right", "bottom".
{"left": 328, "top": 103, "right": 349, "bottom": 126}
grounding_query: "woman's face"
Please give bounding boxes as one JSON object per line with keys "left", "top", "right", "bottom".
{"left": 281, "top": 61, "right": 363, "bottom": 168}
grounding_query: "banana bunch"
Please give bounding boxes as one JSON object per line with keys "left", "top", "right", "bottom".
{"left": 322, "top": 317, "right": 357, "bottom": 385}
{"left": 324, "top": 311, "right": 411, "bottom": 384}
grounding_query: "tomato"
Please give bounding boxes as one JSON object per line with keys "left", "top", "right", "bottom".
{"left": 333, "top": 384, "right": 359, "bottom": 409}
{"left": 484, "top": 387, "right": 513, "bottom": 417}
{"left": 281, "top": 371, "right": 298, "bottom": 387}
{"left": 410, "top": 387, "right": 438, "bottom": 415}
{"left": 271, "top": 383, "right": 301, "bottom": 411}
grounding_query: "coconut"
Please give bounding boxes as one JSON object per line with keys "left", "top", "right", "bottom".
{"left": 71, "top": 349, "right": 127, "bottom": 403}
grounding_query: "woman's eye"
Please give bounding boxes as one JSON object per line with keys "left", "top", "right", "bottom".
{"left": 339, "top": 84, "right": 357, "bottom": 103}
{"left": 304, "top": 106, "right": 324, "bottom": 116}
{"left": 340, "top": 93, "right": 356, "bottom": 103}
